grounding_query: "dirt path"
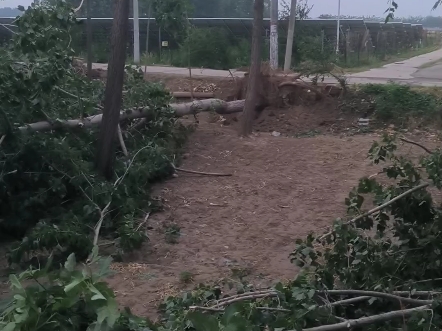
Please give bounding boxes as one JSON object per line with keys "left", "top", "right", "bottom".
{"left": 106, "top": 116, "right": 440, "bottom": 319}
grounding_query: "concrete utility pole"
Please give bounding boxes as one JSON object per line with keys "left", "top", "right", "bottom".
{"left": 86, "top": 0, "right": 92, "bottom": 79}
{"left": 283, "top": 0, "right": 297, "bottom": 71}
{"left": 270, "top": 0, "right": 278, "bottom": 69}
{"left": 133, "top": 0, "right": 140, "bottom": 64}
{"left": 336, "top": 0, "right": 341, "bottom": 54}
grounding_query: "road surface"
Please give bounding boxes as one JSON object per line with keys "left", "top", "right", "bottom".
{"left": 92, "top": 48, "right": 442, "bottom": 86}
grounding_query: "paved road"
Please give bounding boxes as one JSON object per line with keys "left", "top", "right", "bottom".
{"left": 92, "top": 48, "right": 442, "bottom": 86}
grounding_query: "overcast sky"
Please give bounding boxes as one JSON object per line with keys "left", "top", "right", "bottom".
{"left": 2, "top": 0, "right": 441, "bottom": 18}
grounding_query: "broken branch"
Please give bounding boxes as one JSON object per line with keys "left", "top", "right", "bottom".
{"left": 117, "top": 124, "right": 128, "bottom": 156}
{"left": 400, "top": 137, "right": 433, "bottom": 154}
{"left": 174, "top": 166, "right": 233, "bottom": 177}
{"left": 301, "top": 305, "right": 431, "bottom": 331}
{"left": 319, "top": 183, "right": 429, "bottom": 240}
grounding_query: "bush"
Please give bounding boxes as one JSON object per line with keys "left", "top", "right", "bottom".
{"left": 360, "top": 83, "right": 442, "bottom": 122}
{"left": 0, "top": 247, "right": 157, "bottom": 331}
{"left": 0, "top": 1, "right": 190, "bottom": 265}
{"left": 171, "top": 27, "right": 231, "bottom": 69}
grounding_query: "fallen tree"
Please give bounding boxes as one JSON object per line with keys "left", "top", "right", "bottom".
{"left": 15, "top": 99, "right": 245, "bottom": 133}
{"left": 172, "top": 91, "right": 215, "bottom": 98}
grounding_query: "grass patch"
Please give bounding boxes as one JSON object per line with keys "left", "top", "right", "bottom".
{"left": 179, "top": 271, "right": 194, "bottom": 284}
{"left": 163, "top": 222, "right": 181, "bottom": 244}
{"left": 359, "top": 83, "right": 442, "bottom": 125}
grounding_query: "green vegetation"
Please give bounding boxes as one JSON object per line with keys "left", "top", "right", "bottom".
{"left": 179, "top": 271, "right": 194, "bottom": 283}
{"left": 163, "top": 222, "right": 181, "bottom": 244}
{"left": 0, "top": 1, "right": 191, "bottom": 266}
{"left": 4, "top": 135, "right": 442, "bottom": 330}
{"left": 3, "top": 2, "right": 442, "bottom": 331}
{"left": 340, "top": 83, "right": 442, "bottom": 126}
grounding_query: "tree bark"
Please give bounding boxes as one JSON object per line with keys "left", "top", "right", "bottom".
{"left": 239, "top": 0, "right": 264, "bottom": 136}
{"left": 95, "top": 0, "right": 130, "bottom": 179}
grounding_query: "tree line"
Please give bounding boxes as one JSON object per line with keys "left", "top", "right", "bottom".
{"left": 65, "top": 0, "right": 270, "bottom": 18}
{"left": 318, "top": 14, "right": 442, "bottom": 28}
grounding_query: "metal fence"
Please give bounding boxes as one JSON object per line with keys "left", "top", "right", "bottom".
{"left": 0, "top": 16, "right": 438, "bottom": 69}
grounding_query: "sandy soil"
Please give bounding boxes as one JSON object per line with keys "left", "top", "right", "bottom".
{"left": 104, "top": 112, "right": 440, "bottom": 319}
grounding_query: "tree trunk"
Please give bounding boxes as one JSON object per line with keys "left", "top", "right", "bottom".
{"left": 239, "top": 0, "right": 264, "bottom": 136}
{"left": 95, "top": 0, "right": 130, "bottom": 179}
{"left": 283, "top": 0, "right": 297, "bottom": 71}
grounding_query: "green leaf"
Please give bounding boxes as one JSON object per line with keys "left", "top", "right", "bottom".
{"left": 223, "top": 315, "right": 250, "bottom": 331}
{"left": 88, "top": 285, "right": 107, "bottom": 301}
{"left": 221, "top": 304, "right": 240, "bottom": 325}
{"left": 89, "top": 245, "right": 99, "bottom": 263}
{"left": 2, "top": 322, "right": 16, "bottom": 331}
{"left": 64, "top": 277, "right": 83, "bottom": 292}
{"left": 9, "top": 275, "right": 22, "bottom": 290}
{"left": 96, "top": 298, "right": 120, "bottom": 327}
{"left": 188, "top": 311, "right": 220, "bottom": 331}
{"left": 64, "top": 253, "right": 76, "bottom": 272}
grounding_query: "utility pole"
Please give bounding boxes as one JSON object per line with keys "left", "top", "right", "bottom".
{"left": 270, "top": 0, "right": 278, "bottom": 69}
{"left": 283, "top": 0, "right": 297, "bottom": 71}
{"left": 133, "top": 0, "right": 140, "bottom": 64}
{"left": 336, "top": 0, "right": 341, "bottom": 55}
{"left": 86, "top": 0, "right": 92, "bottom": 79}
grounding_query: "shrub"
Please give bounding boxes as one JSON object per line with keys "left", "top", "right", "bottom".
{"left": 360, "top": 83, "right": 442, "bottom": 122}
{"left": 0, "top": 1, "right": 191, "bottom": 265}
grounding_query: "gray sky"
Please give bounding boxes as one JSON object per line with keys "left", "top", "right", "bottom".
{"left": 308, "top": 0, "right": 439, "bottom": 18}
{"left": 2, "top": 0, "right": 442, "bottom": 18}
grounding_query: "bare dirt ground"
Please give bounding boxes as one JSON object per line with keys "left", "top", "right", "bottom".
{"left": 105, "top": 112, "right": 441, "bottom": 320}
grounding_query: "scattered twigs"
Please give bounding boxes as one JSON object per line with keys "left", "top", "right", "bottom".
{"left": 393, "top": 290, "right": 442, "bottom": 297}
{"left": 213, "top": 291, "right": 278, "bottom": 308}
{"left": 217, "top": 290, "right": 278, "bottom": 304}
{"left": 128, "top": 118, "right": 147, "bottom": 132}
{"left": 188, "top": 289, "right": 434, "bottom": 331}
{"left": 325, "top": 296, "right": 371, "bottom": 307}
{"left": 300, "top": 305, "right": 431, "bottom": 331}
{"left": 190, "top": 305, "right": 291, "bottom": 313}
{"left": 172, "top": 164, "right": 232, "bottom": 177}
{"left": 135, "top": 212, "right": 150, "bottom": 232}
{"left": 0, "top": 135, "right": 5, "bottom": 146}
{"left": 318, "top": 183, "right": 429, "bottom": 240}
{"left": 400, "top": 137, "right": 433, "bottom": 154}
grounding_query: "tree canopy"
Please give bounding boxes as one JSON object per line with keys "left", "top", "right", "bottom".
{"left": 65, "top": 0, "right": 270, "bottom": 18}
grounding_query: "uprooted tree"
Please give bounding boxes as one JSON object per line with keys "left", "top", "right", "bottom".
{"left": 4, "top": 1, "right": 442, "bottom": 331}
{"left": 4, "top": 127, "right": 442, "bottom": 330}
